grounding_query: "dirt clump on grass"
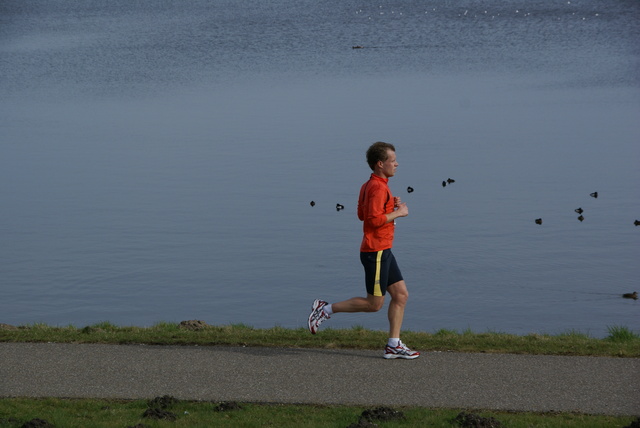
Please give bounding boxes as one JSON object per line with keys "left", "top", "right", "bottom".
{"left": 361, "top": 406, "right": 405, "bottom": 422}
{"left": 142, "top": 396, "right": 180, "bottom": 421}
{"left": 347, "top": 418, "right": 379, "bottom": 427}
{"left": 454, "top": 411, "right": 503, "bottom": 428}
{"left": 147, "top": 395, "right": 180, "bottom": 409}
{"left": 21, "top": 418, "right": 54, "bottom": 428}
{"left": 179, "top": 320, "right": 209, "bottom": 331}
{"left": 214, "top": 401, "right": 243, "bottom": 412}
{"left": 623, "top": 416, "right": 640, "bottom": 428}
{"left": 142, "top": 408, "right": 177, "bottom": 421}
{"left": 347, "top": 406, "right": 405, "bottom": 427}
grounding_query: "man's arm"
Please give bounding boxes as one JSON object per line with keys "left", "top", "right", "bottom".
{"left": 364, "top": 185, "right": 408, "bottom": 227}
{"left": 385, "top": 202, "right": 408, "bottom": 223}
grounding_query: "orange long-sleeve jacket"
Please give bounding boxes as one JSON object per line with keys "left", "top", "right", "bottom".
{"left": 358, "top": 174, "right": 395, "bottom": 252}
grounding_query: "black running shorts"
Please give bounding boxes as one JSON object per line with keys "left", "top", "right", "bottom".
{"left": 360, "top": 249, "right": 403, "bottom": 297}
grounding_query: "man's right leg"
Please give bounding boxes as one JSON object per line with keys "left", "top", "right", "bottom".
{"left": 307, "top": 294, "right": 383, "bottom": 334}
{"left": 309, "top": 250, "right": 386, "bottom": 333}
{"left": 331, "top": 294, "right": 384, "bottom": 313}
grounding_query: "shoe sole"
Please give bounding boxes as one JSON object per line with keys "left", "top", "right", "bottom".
{"left": 383, "top": 353, "right": 420, "bottom": 360}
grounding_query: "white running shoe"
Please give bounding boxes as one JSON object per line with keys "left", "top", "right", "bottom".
{"left": 383, "top": 341, "right": 420, "bottom": 359}
{"left": 308, "top": 299, "right": 330, "bottom": 334}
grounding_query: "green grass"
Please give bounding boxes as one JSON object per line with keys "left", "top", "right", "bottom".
{"left": 0, "top": 398, "right": 636, "bottom": 428}
{"left": 1, "top": 322, "right": 639, "bottom": 357}
{"left": 1, "top": 323, "right": 639, "bottom": 426}
{"left": 606, "top": 325, "right": 640, "bottom": 342}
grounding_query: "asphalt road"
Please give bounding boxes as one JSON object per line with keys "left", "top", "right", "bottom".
{"left": 1, "top": 342, "right": 638, "bottom": 416}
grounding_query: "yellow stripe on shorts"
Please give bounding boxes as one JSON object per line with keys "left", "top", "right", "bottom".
{"left": 373, "top": 250, "right": 383, "bottom": 297}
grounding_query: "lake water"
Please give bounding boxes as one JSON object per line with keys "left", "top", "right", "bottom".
{"left": 1, "top": 0, "right": 638, "bottom": 338}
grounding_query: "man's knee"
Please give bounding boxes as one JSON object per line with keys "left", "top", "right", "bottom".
{"left": 393, "top": 293, "right": 408, "bottom": 307}
{"left": 389, "top": 282, "right": 409, "bottom": 305}
{"left": 366, "top": 296, "right": 385, "bottom": 312}
{"left": 370, "top": 301, "right": 384, "bottom": 312}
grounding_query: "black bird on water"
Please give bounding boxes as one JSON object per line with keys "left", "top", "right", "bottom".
{"left": 575, "top": 207, "right": 584, "bottom": 214}
{"left": 622, "top": 292, "right": 638, "bottom": 300}
{"left": 407, "top": 186, "right": 414, "bottom": 193}
{"left": 336, "top": 203, "right": 345, "bottom": 211}
{"left": 535, "top": 218, "right": 543, "bottom": 225}
{"left": 447, "top": 178, "right": 455, "bottom": 184}
{"left": 590, "top": 192, "right": 598, "bottom": 198}
{"left": 634, "top": 220, "right": 640, "bottom": 226}
{"left": 310, "top": 201, "right": 315, "bottom": 207}
{"left": 578, "top": 215, "right": 584, "bottom": 222}
{"left": 442, "top": 181, "right": 447, "bottom": 187}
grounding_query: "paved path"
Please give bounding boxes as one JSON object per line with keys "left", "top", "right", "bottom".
{"left": 1, "top": 343, "right": 638, "bottom": 416}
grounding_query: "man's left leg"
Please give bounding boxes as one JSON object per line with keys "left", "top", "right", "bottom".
{"left": 387, "top": 280, "right": 408, "bottom": 339}
{"left": 384, "top": 280, "right": 419, "bottom": 359}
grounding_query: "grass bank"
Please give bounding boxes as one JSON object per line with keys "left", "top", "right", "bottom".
{"left": 0, "top": 397, "right": 637, "bottom": 428}
{"left": 1, "top": 322, "right": 639, "bottom": 357}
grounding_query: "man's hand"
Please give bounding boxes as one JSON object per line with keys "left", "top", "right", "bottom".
{"left": 395, "top": 202, "right": 408, "bottom": 218}
{"left": 386, "top": 202, "right": 408, "bottom": 223}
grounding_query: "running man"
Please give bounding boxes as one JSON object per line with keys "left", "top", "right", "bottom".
{"left": 308, "top": 141, "right": 419, "bottom": 359}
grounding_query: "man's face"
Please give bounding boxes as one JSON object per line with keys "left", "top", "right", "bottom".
{"left": 379, "top": 149, "right": 398, "bottom": 178}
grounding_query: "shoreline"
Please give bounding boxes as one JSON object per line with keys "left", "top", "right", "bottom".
{"left": 1, "top": 321, "right": 639, "bottom": 358}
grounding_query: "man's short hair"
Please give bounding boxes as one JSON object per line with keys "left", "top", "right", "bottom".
{"left": 366, "top": 141, "right": 396, "bottom": 171}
